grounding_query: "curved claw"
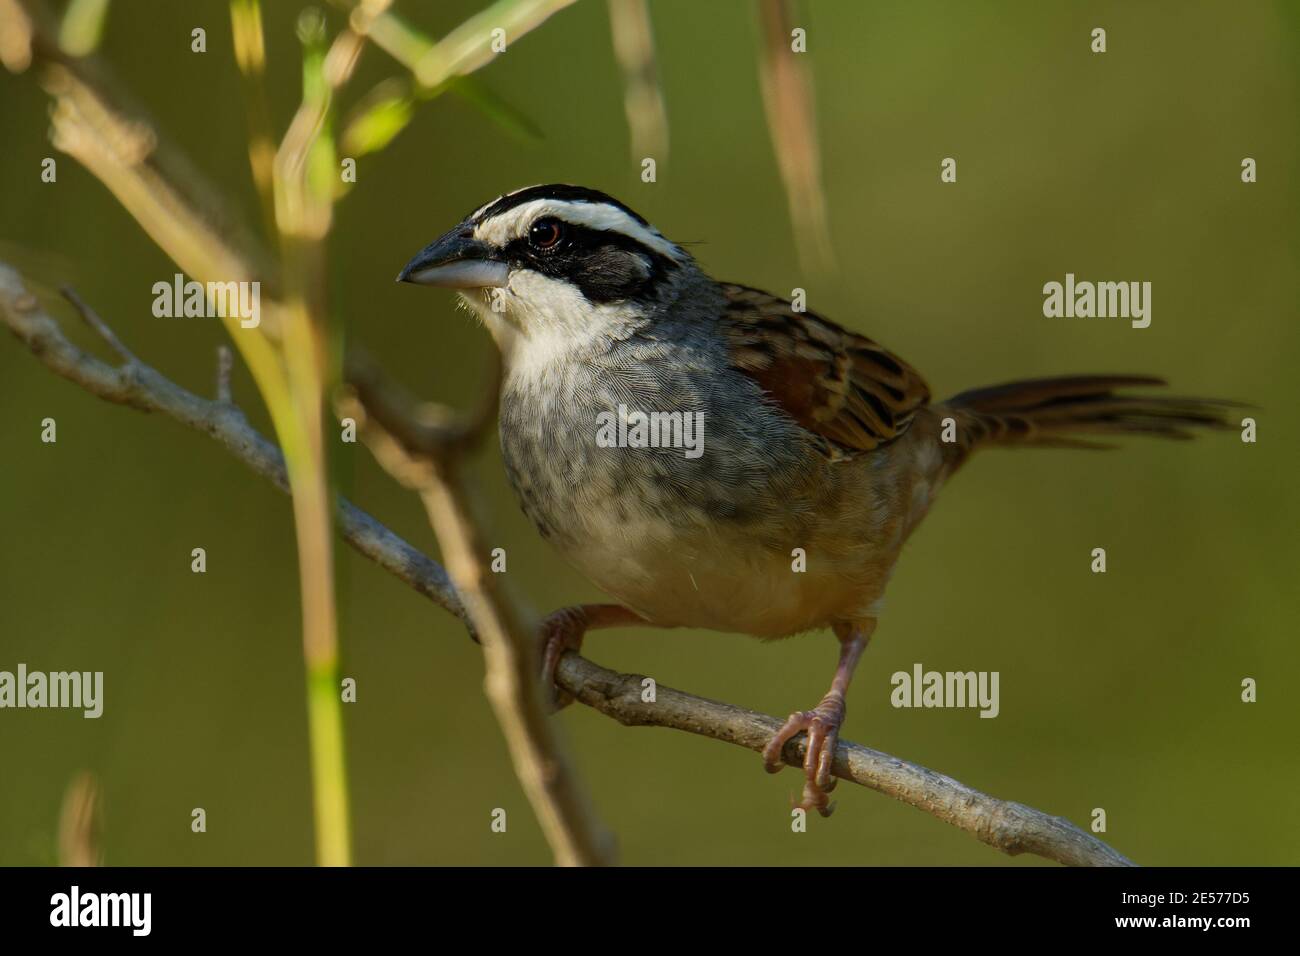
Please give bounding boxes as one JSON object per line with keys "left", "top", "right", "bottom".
{"left": 800, "top": 781, "right": 837, "bottom": 818}
{"left": 762, "top": 699, "right": 846, "bottom": 816}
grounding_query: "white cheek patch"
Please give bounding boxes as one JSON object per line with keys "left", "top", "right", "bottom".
{"left": 507, "top": 270, "right": 594, "bottom": 327}
{"left": 491, "top": 270, "right": 647, "bottom": 372}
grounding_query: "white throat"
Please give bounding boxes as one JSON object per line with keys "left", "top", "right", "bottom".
{"left": 458, "top": 270, "right": 647, "bottom": 381}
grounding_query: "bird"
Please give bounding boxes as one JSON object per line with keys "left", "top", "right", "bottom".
{"left": 397, "top": 183, "right": 1236, "bottom": 816}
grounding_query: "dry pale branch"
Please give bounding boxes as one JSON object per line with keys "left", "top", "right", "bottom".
{"left": 343, "top": 0, "right": 581, "bottom": 90}
{"left": 1, "top": 261, "right": 610, "bottom": 866}
{"left": 340, "top": 357, "right": 615, "bottom": 867}
{"left": 756, "top": 0, "right": 835, "bottom": 275}
{"left": 0, "top": 264, "right": 463, "bottom": 621}
{"left": 1, "top": 261, "right": 1134, "bottom": 866}
{"left": 558, "top": 655, "right": 1132, "bottom": 866}
{"left": 3, "top": 0, "right": 604, "bottom": 867}
{"left": 607, "top": 0, "right": 669, "bottom": 163}
{"left": 57, "top": 771, "right": 101, "bottom": 867}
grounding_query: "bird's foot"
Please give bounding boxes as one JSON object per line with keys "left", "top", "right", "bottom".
{"left": 762, "top": 696, "right": 845, "bottom": 817}
{"left": 538, "top": 606, "right": 590, "bottom": 710}
{"left": 537, "top": 604, "right": 650, "bottom": 711}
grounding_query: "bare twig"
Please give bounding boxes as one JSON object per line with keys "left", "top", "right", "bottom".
{"left": 60, "top": 283, "right": 137, "bottom": 363}
{"left": 216, "top": 345, "right": 234, "bottom": 404}
{"left": 341, "top": 363, "right": 615, "bottom": 867}
{"left": 557, "top": 654, "right": 1132, "bottom": 866}
{"left": 6, "top": 0, "right": 279, "bottom": 289}
{"left": 756, "top": 0, "right": 835, "bottom": 275}
{"left": 6, "top": 0, "right": 587, "bottom": 868}
{"left": 342, "top": 348, "right": 498, "bottom": 459}
{"left": 1, "top": 261, "right": 1133, "bottom": 866}
{"left": 0, "top": 264, "right": 464, "bottom": 623}
{"left": 270, "top": 5, "right": 354, "bottom": 868}
{"left": 57, "top": 771, "right": 102, "bottom": 867}
{"left": 607, "top": 0, "right": 669, "bottom": 163}
{"left": 342, "top": 0, "right": 580, "bottom": 91}
{"left": 421, "top": 465, "right": 614, "bottom": 866}
{"left": 229, "top": 0, "right": 279, "bottom": 243}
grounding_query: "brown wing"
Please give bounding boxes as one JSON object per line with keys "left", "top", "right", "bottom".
{"left": 721, "top": 283, "right": 931, "bottom": 458}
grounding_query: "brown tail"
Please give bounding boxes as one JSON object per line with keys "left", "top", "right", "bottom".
{"left": 939, "top": 374, "right": 1241, "bottom": 467}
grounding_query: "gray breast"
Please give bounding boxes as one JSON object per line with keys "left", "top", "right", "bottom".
{"left": 498, "top": 331, "right": 820, "bottom": 552}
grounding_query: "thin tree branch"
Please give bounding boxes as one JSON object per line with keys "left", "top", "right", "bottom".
{"left": 4, "top": 0, "right": 590, "bottom": 867}
{"left": 0, "top": 263, "right": 464, "bottom": 623}
{"left": 337, "top": 0, "right": 580, "bottom": 92}
{"left": 607, "top": 0, "right": 669, "bottom": 163}
{"left": 60, "top": 284, "right": 137, "bottom": 363}
{"left": 57, "top": 771, "right": 102, "bottom": 868}
{"left": 5, "top": 0, "right": 279, "bottom": 289}
{"left": 557, "top": 654, "right": 1132, "bottom": 866}
{"left": 216, "top": 345, "right": 234, "bottom": 404}
{"left": 339, "top": 365, "right": 615, "bottom": 867}
{"left": 756, "top": 0, "right": 835, "bottom": 276}
{"left": 1, "top": 260, "right": 1134, "bottom": 866}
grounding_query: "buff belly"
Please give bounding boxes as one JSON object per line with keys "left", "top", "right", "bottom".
{"left": 552, "top": 506, "right": 889, "bottom": 638}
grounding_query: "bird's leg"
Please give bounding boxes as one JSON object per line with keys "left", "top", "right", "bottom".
{"left": 539, "top": 604, "right": 649, "bottom": 709}
{"left": 762, "top": 620, "right": 875, "bottom": 817}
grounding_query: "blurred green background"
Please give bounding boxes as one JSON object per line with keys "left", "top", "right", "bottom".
{"left": 1, "top": 0, "right": 1297, "bottom": 866}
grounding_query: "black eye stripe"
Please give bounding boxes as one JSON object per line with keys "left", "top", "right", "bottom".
{"left": 506, "top": 222, "right": 673, "bottom": 267}
{"left": 502, "top": 222, "right": 678, "bottom": 303}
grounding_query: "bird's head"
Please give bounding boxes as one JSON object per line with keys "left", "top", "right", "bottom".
{"left": 397, "top": 184, "right": 698, "bottom": 351}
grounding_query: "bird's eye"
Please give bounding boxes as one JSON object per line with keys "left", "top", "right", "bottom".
{"left": 529, "top": 218, "right": 565, "bottom": 251}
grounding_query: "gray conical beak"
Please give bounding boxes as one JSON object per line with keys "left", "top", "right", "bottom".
{"left": 396, "top": 227, "right": 510, "bottom": 288}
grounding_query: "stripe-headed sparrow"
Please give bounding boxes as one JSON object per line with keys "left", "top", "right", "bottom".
{"left": 399, "top": 184, "right": 1235, "bottom": 816}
